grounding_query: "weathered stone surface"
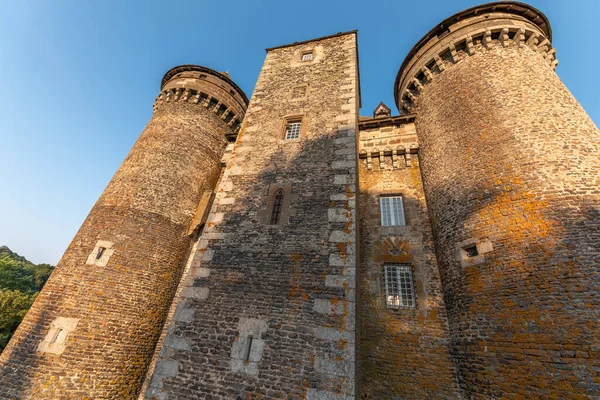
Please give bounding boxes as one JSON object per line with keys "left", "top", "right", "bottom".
{"left": 2, "top": 3, "right": 598, "bottom": 399}
{"left": 0, "top": 66, "right": 246, "bottom": 399}
{"left": 145, "top": 31, "right": 359, "bottom": 400}
{"left": 357, "top": 117, "right": 460, "bottom": 399}
{"left": 396, "top": 6, "right": 600, "bottom": 399}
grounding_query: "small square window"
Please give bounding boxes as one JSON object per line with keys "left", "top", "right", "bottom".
{"left": 301, "top": 51, "right": 313, "bottom": 61}
{"left": 385, "top": 265, "right": 415, "bottom": 309}
{"left": 463, "top": 244, "right": 479, "bottom": 258}
{"left": 380, "top": 196, "right": 406, "bottom": 226}
{"left": 285, "top": 120, "right": 302, "bottom": 140}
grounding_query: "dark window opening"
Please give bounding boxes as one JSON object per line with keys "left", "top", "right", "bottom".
{"left": 464, "top": 244, "right": 479, "bottom": 258}
{"left": 208, "top": 98, "right": 218, "bottom": 109}
{"left": 96, "top": 247, "right": 106, "bottom": 260}
{"left": 244, "top": 336, "right": 254, "bottom": 361}
{"left": 270, "top": 189, "right": 284, "bottom": 225}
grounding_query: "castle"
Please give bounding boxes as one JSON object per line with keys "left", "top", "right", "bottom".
{"left": 1, "top": 1, "right": 599, "bottom": 398}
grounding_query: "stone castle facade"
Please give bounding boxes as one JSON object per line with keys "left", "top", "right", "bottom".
{"left": 1, "top": 2, "right": 599, "bottom": 399}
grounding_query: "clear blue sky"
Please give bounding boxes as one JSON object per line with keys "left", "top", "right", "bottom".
{"left": 0, "top": 0, "right": 598, "bottom": 264}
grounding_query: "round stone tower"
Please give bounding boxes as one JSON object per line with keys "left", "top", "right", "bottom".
{"left": 395, "top": 2, "right": 600, "bottom": 398}
{"left": 0, "top": 66, "right": 247, "bottom": 398}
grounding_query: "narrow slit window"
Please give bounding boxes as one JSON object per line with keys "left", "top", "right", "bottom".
{"left": 244, "top": 336, "right": 254, "bottom": 361}
{"left": 384, "top": 264, "right": 415, "bottom": 309}
{"left": 301, "top": 51, "right": 313, "bottom": 61}
{"left": 270, "top": 189, "right": 284, "bottom": 225}
{"left": 285, "top": 121, "right": 301, "bottom": 140}
{"left": 53, "top": 328, "right": 69, "bottom": 345}
{"left": 96, "top": 247, "right": 106, "bottom": 260}
{"left": 380, "top": 196, "right": 406, "bottom": 226}
{"left": 48, "top": 327, "right": 63, "bottom": 344}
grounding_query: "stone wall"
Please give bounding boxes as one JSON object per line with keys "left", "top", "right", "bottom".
{"left": 397, "top": 10, "right": 600, "bottom": 398}
{"left": 0, "top": 69, "right": 243, "bottom": 398}
{"left": 145, "top": 31, "right": 359, "bottom": 400}
{"left": 356, "top": 117, "right": 460, "bottom": 399}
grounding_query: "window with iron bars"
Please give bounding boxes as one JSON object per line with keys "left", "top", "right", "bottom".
{"left": 384, "top": 264, "right": 415, "bottom": 309}
{"left": 301, "top": 51, "right": 313, "bottom": 61}
{"left": 285, "top": 121, "right": 301, "bottom": 140}
{"left": 270, "top": 189, "right": 284, "bottom": 225}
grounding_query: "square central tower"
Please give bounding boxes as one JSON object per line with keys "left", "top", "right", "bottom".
{"left": 146, "top": 31, "right": 360, "bottom": 399}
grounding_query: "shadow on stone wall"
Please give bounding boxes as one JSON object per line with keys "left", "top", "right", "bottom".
{"left": 144, "top": 130, "right": 358, "bottom": 399}
{"left": 421, "top": 149, "right": 600, "bottom": 397}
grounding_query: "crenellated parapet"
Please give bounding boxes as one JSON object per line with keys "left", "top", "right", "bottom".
{"left": 358, "top": 113, "right": 419, "bottom": 170}
{"left": 154, "top": 86, "right": 243, "bottom": 137}
{"left": 155, "top": 65, "right": 248, "bottom": 138}
{"left": 395, "top": 2, "right": 554, "bottom": 113}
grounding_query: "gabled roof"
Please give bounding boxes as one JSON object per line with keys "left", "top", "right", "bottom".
{"left": 373, "top": 102, "right": 391, "bottom": 118}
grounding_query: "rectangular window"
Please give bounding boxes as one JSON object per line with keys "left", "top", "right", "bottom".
{"left": 384, "top": 264, "right": 415, "bottom": 309}
{"left": 380, "top": 196, "right": 405, "bottom": 226}
{"left": 285, "top": 121, "right": 301, "bottom": 140}
{"left": 301, "top": 52, "right": 313, "bottom": 61}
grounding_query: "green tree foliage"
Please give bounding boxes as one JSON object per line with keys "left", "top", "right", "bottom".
{"left": 0, "top": 246, "right": 54, "bottom": 352}
{"left": 0, "top": 290, "right": 37, "bottom": 350}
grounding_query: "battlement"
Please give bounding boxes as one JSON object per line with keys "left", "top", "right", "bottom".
{"left": 155, "top": 65, "right": 248, "bottom": 138}
{"left": 3, "top": 3, "right": 598, "bottom": 399}
{"left": 395, "top": 1, "right": 555, "bottom": 113}
{"left": 358, "top": 114, "right": 418, "bottom": 170}
{"left": 154, "top": 87, "right": 243, "bottom": 138}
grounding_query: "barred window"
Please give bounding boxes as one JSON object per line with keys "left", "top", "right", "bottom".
{"left": 301, "top": 51, "right": 313, "bottom": 61}
{"left": 285, "top": 121, "right": 301, "bottom": 140}
{"left": 380, "top": 196, "right": 405, "bottom": 226}
{"left": 384, "top": 264, "right": 415, "bottom": 309}
{"left": 270, "top": 189, "right": 284, "bottom": 225}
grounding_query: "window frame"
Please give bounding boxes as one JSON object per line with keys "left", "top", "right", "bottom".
{"left": 379, "top": 195, "right": 406, "bottom": 226}
{"left": 384, "top": 264, "right": 415, "bottom": 309}
{"left": 301, "top": 51, "right": 313, "bottom": 61}
{"left": 283, "top": 117, "right": 303, "bottom": 140}
{"left": 269, "top": 189, "right": 285, "bottom": 225}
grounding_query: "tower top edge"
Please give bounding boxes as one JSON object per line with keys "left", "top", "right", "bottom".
{"left": 161, "top": 64, "right": 249, "bottom": 106}
{"left": 393, "top": 1, "right": 551, "bottom": 111}
{"left": 265, "top": 29, "right": 358, "bottom": 52}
